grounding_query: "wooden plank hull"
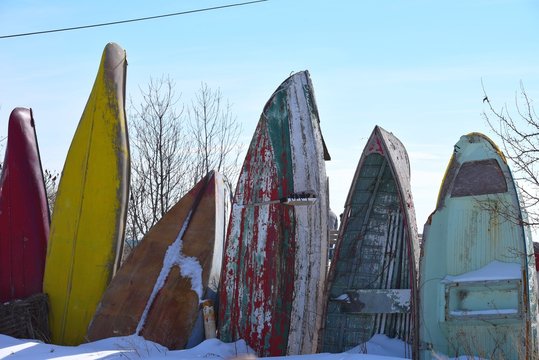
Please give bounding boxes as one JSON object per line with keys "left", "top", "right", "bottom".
{"left": 0, "top": 108, "right": 50, "bottom": 302}
{"left": 418, "top": 133, "right": 539, "bottom": 359}
{"left": 319, "top": 126, "right": 419, "bottom": 354}
{"left": 87, "top": 171, "right": 225, "bottom": 350}
{"left": 43, "top": 42, "right": 129, "bottom": 345}
{"left": 218, "top": 71, "right": 329, "bottom": 357}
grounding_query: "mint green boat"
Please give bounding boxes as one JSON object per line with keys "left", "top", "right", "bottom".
{"left": 418, "top": 133, "right": 539, "bottom": 359}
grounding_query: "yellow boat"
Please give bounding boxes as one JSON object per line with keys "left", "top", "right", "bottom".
{"left": 43, "top": 42, "right": 130, "bottom": 345}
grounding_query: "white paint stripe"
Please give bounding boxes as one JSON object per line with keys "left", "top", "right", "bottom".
{"left": 286, "top": 71, "right": 328, "bottom": 355}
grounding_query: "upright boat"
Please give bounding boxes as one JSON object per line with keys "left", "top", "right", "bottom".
{"left": 87, "top": 171, "right": 226, "bottom": 350}
{"left": 43, "top": 42, "right": 130, "bottom": 345}
{"left": 218, "top": 71, "right": 330, "bottom": 357}
{"left": 418, "top": 133, "right": 539, "bottom": 359}
{"left": 0, "top": 108, "right": 50, "bottom": 302}
{"left": 319, "top": 126, "right": 419, "bottom": 355}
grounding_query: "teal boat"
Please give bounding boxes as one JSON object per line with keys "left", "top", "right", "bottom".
{"left": 320, "top": 126, "right": 419, "bottom": 355}
{"left": 418, "top": 133, "right": 539, "bottom": 359}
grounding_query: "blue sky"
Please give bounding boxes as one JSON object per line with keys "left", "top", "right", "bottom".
{"left": 1, "top": 0, "right": 539, "bottom": 230}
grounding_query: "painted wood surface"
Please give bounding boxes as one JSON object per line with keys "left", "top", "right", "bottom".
{"left": 0, "top": 108, "right": 50, "bottom": 302}
{"left": 218, "top": 70, "right": 329, "bottom": 357}
{"left": 319, "top": 126, "right": 419, "bottom": 355}
{"left": 87, "top": 171, "right": 225, "bottom": 349}
{"left": 333, "top": 289, "right": 411, "bottom": 314}
{"left": 418, "top": 133, "right": 539, "bottom": 360}
{"left": 42, "top": 42, "right": 129, "bottom": 345}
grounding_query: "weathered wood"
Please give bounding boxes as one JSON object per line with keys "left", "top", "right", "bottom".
{"left": 331, "top": 289, "right": 411, "bottom": 314}
{"left": 87, "top": 171, "right": 225, "bottom": 350}
{"left": 444, "top": 278, "right": 522, "bottom": 321}
{"left": 218, "top": 71, "right": 328, "bottom": 357}
{"left": 320, "top": 126, "right": 419, "bottom": 354}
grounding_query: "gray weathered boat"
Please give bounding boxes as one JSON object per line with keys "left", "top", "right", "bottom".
{"left": 319, "top": 126, "right": 419, "bottom": 355}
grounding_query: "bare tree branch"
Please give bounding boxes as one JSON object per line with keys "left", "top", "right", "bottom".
{"left": 124, "top": 77, "right": 243, "bottom": 254}
{"left": 482, "top": 81, "right": 539, "bottom": 227}
{"left": 187, "top": 82, "right": 242, "bottom": 189}
{"left": 126, "top": 75, "right": 191, "bottom": 249}
{"left": 44, "top": 169, "right": 59, "bottom": 215}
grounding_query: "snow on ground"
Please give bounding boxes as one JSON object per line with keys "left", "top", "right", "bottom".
{"left": 0, "top": 333, "right": 409, "bottom": 360}
{"left": 345, "top": 335, "right": 411, "bottom": 358}
{"left": 0, "top": 333, "right": 488, "bottom": 359}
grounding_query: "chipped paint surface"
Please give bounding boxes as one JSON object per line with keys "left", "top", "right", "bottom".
{"left": 43, "top": 43, "right": 129, "bottom": 346}
{"left": 287, "top": 72, "right": 328, "bottom": 355}
{"left": 321, "top": 126, "right": 419, "bottom": 354}
{"left": 418, "top": 133, "right": 539, "bottom": 360}
{"left": 219, "top": 71, "right": 328, "bottom": 357}
{"left": 333, "top": 289, "right": 411, "bottom": 314}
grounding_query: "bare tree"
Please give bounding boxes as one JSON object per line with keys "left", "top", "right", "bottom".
{"left": 188, "top": 83, "right": 242, "bottom": 190}
{"left": 482, "top": 81, "right": 539, "bottom": 226}
{"left": 126, "top": 77, "right": 242, "bottom": 250}
{"left": 126, "top": 76, "right": 192, "bottom": 248}
{"left": 44, "top": 169, "right": 59, "bottom": 214}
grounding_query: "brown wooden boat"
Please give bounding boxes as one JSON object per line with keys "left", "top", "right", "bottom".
{"left": 319, "top": 126, "right": 419, "bottom": 355}
{"left": 87, "top": 171, "right": 225, "bottom": 349}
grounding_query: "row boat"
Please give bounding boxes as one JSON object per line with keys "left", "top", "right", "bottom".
{"left": 218, "top": 70, "right": 330, "bottom": 357}
{"left": 88, "top": 171, "right": 226, "bottom": 350}
{"left": 319, "top": 126, "right": 419, "bottom": 356}
{"left": 418, "top": 133, "right": 539, "bottom": 359}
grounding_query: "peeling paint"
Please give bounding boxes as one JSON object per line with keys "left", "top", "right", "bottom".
{"left": 320, "top": 126, "right": 419, "bottom": 354}
{"left": 219, "top": 71, "right": 327, "bottom": 357}
{"left": 418, "top": 133, "right": 539, "bottom": 360}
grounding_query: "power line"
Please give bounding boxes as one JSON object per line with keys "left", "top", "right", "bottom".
{"left": 0, "top": 0, "right": 268, "bottom": 40}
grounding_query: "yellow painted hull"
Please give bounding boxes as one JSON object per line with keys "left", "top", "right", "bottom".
{"left": 43, "top": 42, "right": 130, "bottom": 345}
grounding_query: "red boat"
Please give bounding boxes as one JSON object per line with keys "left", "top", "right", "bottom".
{"left": 0, "top": 108, "right": 50, "bottom": 302}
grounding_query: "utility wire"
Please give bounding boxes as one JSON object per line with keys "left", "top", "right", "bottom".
{"left": 0, "top": 0, "right": 268, "bottom": 39}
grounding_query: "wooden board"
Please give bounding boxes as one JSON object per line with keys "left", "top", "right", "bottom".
{"left": 319, "top": 126, "right": 419, "bottom": 354}
{"left": 418, "top": 132, "right": 539, "bottom": 360}
{"left": 332, "top": 289, "right": 411, "bottom": 314}
{"left": 87, "top": 171, "right": 225, "bottom": 350}
{"left": 218, "top": 70, "right": 329, "bottom": 357}
{"left": 0, "top": 108, "right": 50, "bottom": 302}
{"left": 42, "top": 42, "right": 129, "bottom": 345}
